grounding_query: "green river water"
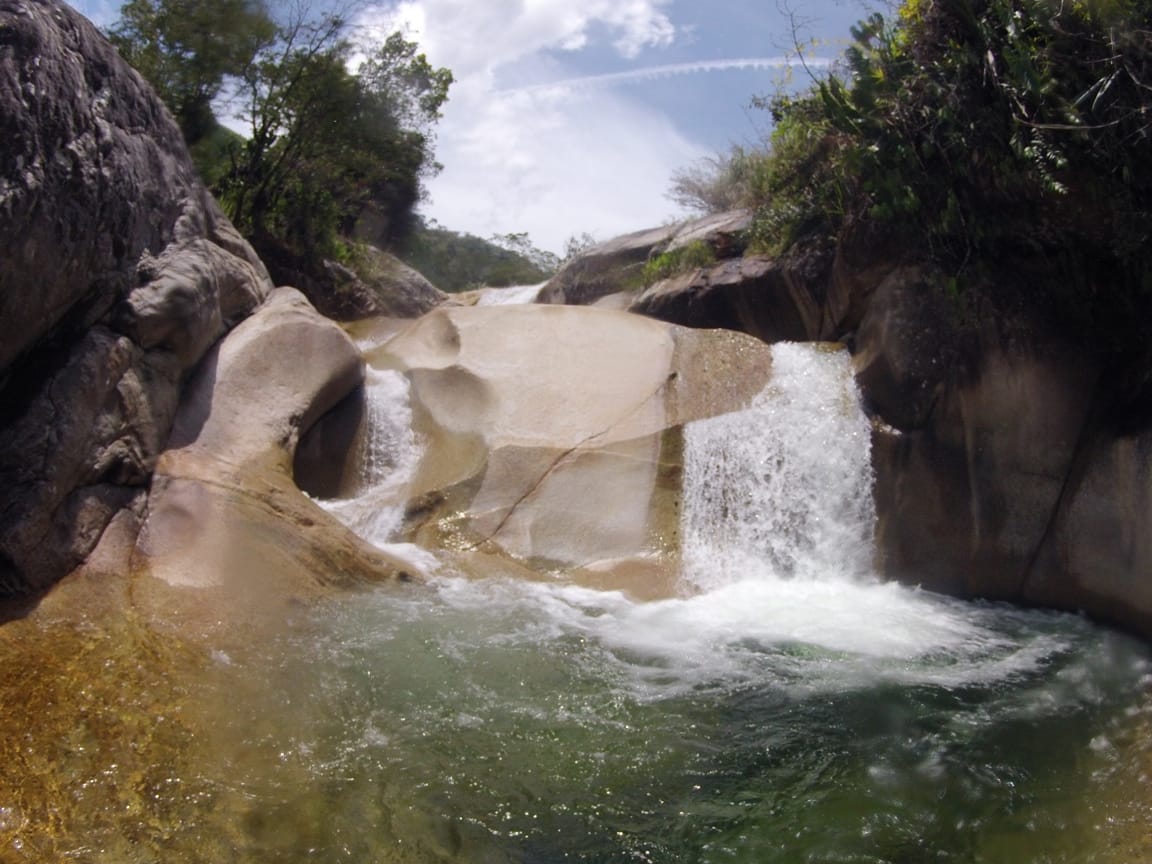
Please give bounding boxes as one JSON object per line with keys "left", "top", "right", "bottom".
{"left": 2, "top": 343, "right": 1150, "bottom": 862}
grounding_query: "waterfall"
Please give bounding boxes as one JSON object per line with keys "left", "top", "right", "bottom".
{"left": 476, "top": 282, "right": 545, "bottom": 305}
{"left": 681, "top": 342, "right": 875, "bottom": 591}
{"left": 320, "top": 368, "right": 423, "bottom": 547}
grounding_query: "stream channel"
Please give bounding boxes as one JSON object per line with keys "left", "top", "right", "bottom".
{"left": 1, "top": 341, "right": 1150, "bottom": 862}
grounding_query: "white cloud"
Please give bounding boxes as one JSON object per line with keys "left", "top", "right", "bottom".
{"left": 356, "top": 0, "right": 702, "bottom": 254}
{"left": 427, "top": 85, "right": 706, "bottom": 253}
{"left": 509, "top": 56, "right": 834, "bottom": 95}
{"left": 364, "top": 0, "right": 676, "bottom": 81}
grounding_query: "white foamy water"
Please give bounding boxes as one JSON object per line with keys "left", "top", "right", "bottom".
{"left": 682, "top": 342, "right": 876, "bottom": 589}
{"left": 319, "top": 343, "right": 1108, "bottom": 705}
{"left": 409, "top": 574, "right": 1082, "bottom": 703}
{"left": 320, "top": 368, "right": 423, "bottom": 547}
{"left": 475, "top": 282, "right": 545, "bottom": 305}
{"left": 258, "top": 339, "right": 1152, "bottom": 864}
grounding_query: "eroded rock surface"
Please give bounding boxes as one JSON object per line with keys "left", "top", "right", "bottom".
{"left": 371, "top": 304, "right": 774, "bottom": 598}
{"left": 133, "top": 289, "right": 409, "bottom": 621}
{"left": 0, "top": 0, "right": 273, "bottom": 595}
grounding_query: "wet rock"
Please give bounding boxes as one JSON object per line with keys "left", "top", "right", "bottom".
{"left": 135, "top": 289, "right": 410, "bottom": 612}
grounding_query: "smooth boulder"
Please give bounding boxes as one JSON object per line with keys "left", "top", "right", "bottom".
{"left": 538, "top": 210, "right": 752, "bottom": 307}
{"left": 133, "top": 289, "right": 411, "bottom": 626}
{"left": 372, "top": 304, "right": 774, "bottom": 597}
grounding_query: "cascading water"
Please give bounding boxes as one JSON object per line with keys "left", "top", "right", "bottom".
{"left": 681, "top": 342, "right": 876, "bottom": 590}
{"left": 476, "top": 282, "right": 545, "bottom": 305}
{"left": 319, "top": 367, "right": 423, "bottom": 547}
{"left": 22, "top": 342, "right": 1151, "bottom": 862}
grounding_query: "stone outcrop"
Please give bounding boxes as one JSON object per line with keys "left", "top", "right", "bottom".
{"left": 368, "top": 304, "right": 774, "bottom": 598}
{"left": 537, "top": 210, "right": 751, "bottom": 307}
{"left": 630, "top": 250, "right": 840, "bottom": 343}
{"left": 0, "top": 0, "right": 273, "bottom": 596}
{"left": 266, "top": 243, "right": 447, "bottom": 321}
{"left": 1026, "top": 424, "right": 1152, "bottom": 632}
{"left": 843, "top": 266, "right": 1152, "bottom": 636}
{"left": 572, "top": 207, "right": 1152, "bottom": 636}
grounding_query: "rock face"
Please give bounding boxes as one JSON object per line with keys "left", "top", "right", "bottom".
{"left": 631, "top": 250, "right": 841, "bottom": 343}
{"left": 268, "top": 243, "right": 447, "bottom": 321}
{"left": 537, "top": 210, "right": 751, "bottom": 307}
{"left": 843, "top": 266, "right": 1152, "bottom": 636}
{"left": 369, "top": 304, "right": 774, "bottom": 598}
{"left": 0, "top": 0, "right": 273, "bottom": 595}
{"left": 575, "top": 209, "right": 1152, "bottom": 636}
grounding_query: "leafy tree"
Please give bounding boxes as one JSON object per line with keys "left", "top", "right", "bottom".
{"left": 108, "top": 0, "right": 274, "bottom": 144}
{"left": 562, "top": 232, "right": 598, "bottom": 262}
{"left": 488, "top": 232, "right": 562, "bottom": 273}
{"left": 218, "top": 10, "right": 452, "bottom": 262}
{"left": 742, "top": 0, "right": 1152, "bottom": 393}
{"left": 400, "top": 220, "right": 558, "bottom": 292}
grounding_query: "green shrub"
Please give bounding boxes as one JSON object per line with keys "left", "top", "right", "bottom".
{"left": 640, "top": 240, "right": 717, "bottom": 286}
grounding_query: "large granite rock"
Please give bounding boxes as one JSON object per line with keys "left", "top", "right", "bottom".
{"left": 858, "top": 267, "right": 1152, "bottom": 636}
{"left": 1027, "top": 425, "right": 1152, "bottom": 633}
{"left": 0, "top": 0, "right": 273, "bottom": 595}
{"left": 581, "top": 209, "right": 1152, "bottom": 635}
{"left": 370, "top": 304, "right": 774, "bottom": 598}
{"left": 538, "top": 210, "right": 752, "bottom": 307}
{"left": 267, "top": 243, "right": 447, "bottom": 321}
{"left": 132, "top": 289, "right": 410, "bottom": 624}
{"left": 629, "top": 220, "right": 887, "bottom": 348}
{"left": 630, "top": 250, "right": 838, "bottom": 343}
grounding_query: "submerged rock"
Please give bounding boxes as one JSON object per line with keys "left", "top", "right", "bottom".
{"left": 368, "top": 304, "right": 774, "bottom": 598}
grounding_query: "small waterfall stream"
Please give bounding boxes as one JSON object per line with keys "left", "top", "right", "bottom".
{"left": 319, "top": 367, "right": 424, "bottom": 547}
{"left": 58, "top": 340, "right": 1134, "bottom": 863}
{"left": 270, "top": 341, "right": 1151, "bottom": 862}
{"left": 475, "top": 282, "right": 545, "bottom": 305}
{"left": 682, "top": 342, "right": 876, "bottom": 590}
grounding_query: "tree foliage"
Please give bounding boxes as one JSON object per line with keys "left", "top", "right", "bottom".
{"left": 221, "top": 10, "right": 452, "bottom": 262}
{"left": 110, "top": 0, "right": 452, "bottom": 265}
{"left": 666, "top": 145, "right": 772, "bottom": 215}
{"left": 400, "top": 221, "right": 558, "bottom": 293}
{"left": 740, "top": 0, "right": 1152, "bottom": 387}
{"left": 108, "top": 0, "right": 274, "bottom": 143}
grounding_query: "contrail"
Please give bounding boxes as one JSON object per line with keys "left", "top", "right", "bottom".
{"left": 505, "top": 56, "right": 833, "bottom": 95}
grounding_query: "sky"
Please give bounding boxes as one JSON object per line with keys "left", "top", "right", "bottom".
{"left": 71, "top": 0, "right": 874, "bottom": 253}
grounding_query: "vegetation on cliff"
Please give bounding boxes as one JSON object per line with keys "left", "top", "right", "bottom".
{"left": 678, "top": 0, "right": 1152, "bottom": 396}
